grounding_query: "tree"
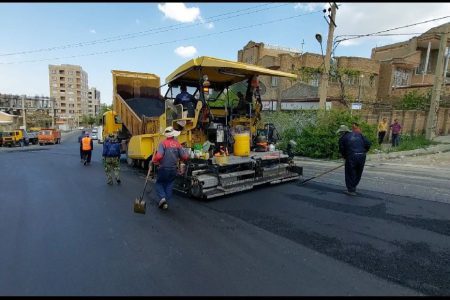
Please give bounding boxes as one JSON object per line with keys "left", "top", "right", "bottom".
{"left": 95, "top": 103, "right": 112, "bottom": 125}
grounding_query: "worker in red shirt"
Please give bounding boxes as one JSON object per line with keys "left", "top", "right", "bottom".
{"left": 152, "top": 126, "right": 189, "bottom": 210}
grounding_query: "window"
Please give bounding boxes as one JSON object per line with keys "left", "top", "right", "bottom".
{"left": 309, "top": 74, "right": 320, "bottom": 87}
{"left": 344, "top": 75, "right": 358, "bottom": 86}
{"left": 52, "top": 76, "right": 57, "bottom": 81}
{"left": 51, "top": 70, "right": 56, "bottom": 74}
{"left": 271, "top": 76, "right": 279, "bottom": 87}
{"left": 52, "top": 83, "right": 58, "bottom": 88}
{"left": 393, "top": 68, "right": 410, "bottom": 87}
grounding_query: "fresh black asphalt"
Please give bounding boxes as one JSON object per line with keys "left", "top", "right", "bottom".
{"left": 1, "top": 131, "right": 448, "bottom": 295}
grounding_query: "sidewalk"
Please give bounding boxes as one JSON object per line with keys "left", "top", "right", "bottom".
{"left": 293, "top": 134, "right": 450, "bottom": 164}
{"left": 367, "top": 134, "right": 450, "bottom": 161}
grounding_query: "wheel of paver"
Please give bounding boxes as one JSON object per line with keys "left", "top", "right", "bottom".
{"left": 39, "top": 143, "right": 43, "bottom": 146}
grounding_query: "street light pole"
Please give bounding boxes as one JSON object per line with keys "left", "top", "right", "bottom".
{"left": 318, "top": 3, "right": 338, "bottom": 110}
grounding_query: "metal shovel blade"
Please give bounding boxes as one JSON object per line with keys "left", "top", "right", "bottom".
{"left": 133, "top": 197, "right": 146, "bottom": 214}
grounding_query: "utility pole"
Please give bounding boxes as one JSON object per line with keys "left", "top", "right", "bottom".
{"left": 426, "top": 26, "right": 450, "bottom": 140}
{"left": 21, "top": 95, "right": 26, "bottom": 130}
{"left": 51, "top": 97, "right": 55, "bottom": 128}
{"left": 318, "top": 3, "right": 337, "bottom": 110}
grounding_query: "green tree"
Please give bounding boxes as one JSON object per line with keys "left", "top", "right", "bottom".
{"left": 80, "top": 114, "right": 90, "bottom": 127}
{"left": 96, "top": 103, "right": 113, "bottom": 125}
{"left": 395, "top": 90, "right": 431, "bottom": 110}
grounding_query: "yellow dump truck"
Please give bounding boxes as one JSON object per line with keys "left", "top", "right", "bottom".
{"left": 104, "top": 56, "right": 303, "bottom": 199}
{"left": 103, "top": 70, "right": 167, "bottom": 169}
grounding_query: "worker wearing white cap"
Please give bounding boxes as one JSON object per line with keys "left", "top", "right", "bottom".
{"left": 151, "top": 126, "right": 189, "bottom": 210}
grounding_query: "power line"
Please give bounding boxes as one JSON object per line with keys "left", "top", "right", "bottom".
{"left": 0, "top": 10, "right": 322, "bottom": 65}
{"left": 0, "top": 3, "right": 290, "bottom": 57}
{"left": 335, "top": 15, "right": 450, "bottom": 43}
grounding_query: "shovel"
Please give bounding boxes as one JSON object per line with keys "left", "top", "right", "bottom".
{"left": 300, "top": 164, "right": 344, "bottom": 185}
{"left": 134, "top": 164, "right": 153, "bottom": 214}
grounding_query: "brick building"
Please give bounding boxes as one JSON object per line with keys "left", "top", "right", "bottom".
{"left": 371, "top": 22, "right": 450, "bottom": 103}
{"left": 237, "top": 41, "right": 380, "bottom": 110}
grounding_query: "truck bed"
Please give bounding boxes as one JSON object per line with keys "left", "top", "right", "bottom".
{"left": 124, "top": 97, "right": 165, "bottom": 119}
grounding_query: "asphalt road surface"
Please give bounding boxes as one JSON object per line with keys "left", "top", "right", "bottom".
{"left": 1, "top": 131, "right": 449, "bottom": 295}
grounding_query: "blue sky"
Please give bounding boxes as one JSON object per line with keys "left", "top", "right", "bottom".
{"left": 0, "top": 2, "right": 449, "bottom": 104}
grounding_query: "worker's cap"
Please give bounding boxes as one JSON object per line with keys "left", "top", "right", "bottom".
{"left": 84, "top": 132, "right": 90, "bottom": 136}
{"left": 336, "top": 125, "right": 351, "bottom": 134}
{"left": 164, "top": 126, "right": 180, "bottom": 137}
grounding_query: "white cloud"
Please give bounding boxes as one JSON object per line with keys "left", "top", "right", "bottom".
{"left": 294, "top": 3, "right": 326, "bottom": 12}
{"left": 198, "top": 16, "right": 214, "bottom": 30}
{"left": 174, "top": 46, "right": 197, "bottom": 58}
{"left": 334, "top": 3, "right": 450, "bottom": 48}
{"left": 89, "top": 29, "right": 96, "bottom": 34}
{"left": 158, "top": 3, "right": 201, "bottom": 23}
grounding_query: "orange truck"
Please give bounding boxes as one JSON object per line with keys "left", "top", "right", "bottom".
{"left": 38, "top": 129, "right": 61, "bottom": 145}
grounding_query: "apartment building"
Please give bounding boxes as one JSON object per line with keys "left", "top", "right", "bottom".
{"left": 48, "top": 64, "right": 89, "bottom": 129}
{"left": 371, "top": 22, "right": 450, "bottom": 102}
{"left": 238, "top": 41, "right": 380, "bottom": 110}
{"left": 87, "top": 87, "right": 101, "bottom": 117}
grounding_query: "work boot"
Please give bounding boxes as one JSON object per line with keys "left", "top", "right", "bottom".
{"left": 116, "top": 179, "right": 121, "bottom": 185}
{"left": 107, "top": 180, "right": 113, "bottom": 185}
{"left": 158, "top": 198, "right": 168, "bottom": 210}
{"left": 84, "top": 160, "right": 87, "bottom": 166}
{"left": 344, "top": 190, "right": 357, "bottom": 196}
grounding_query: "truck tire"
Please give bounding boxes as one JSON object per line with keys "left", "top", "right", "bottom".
{"left": 39, "top": 143, "right": 43, "bottom": 146}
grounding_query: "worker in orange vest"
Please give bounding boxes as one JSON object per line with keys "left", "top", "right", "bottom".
{"left": 81, "top": 132, "right": 93, "bottom": 165}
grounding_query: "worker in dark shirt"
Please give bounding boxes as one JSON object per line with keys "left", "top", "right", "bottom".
{"left": 338, "top": 124, "right": 371, "bottom": 196}
{"left": 174, "top": 84, "right": 196, "bottom": 118}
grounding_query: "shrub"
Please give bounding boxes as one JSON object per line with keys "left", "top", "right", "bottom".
{"left": 395, "top": 90, "right": 431, "bottom": 110}
{"left": 386, "top": 134, "right": 438, "bottom": 152}
{"left": 263, "top": 109, "right": 377, "bottom": 159}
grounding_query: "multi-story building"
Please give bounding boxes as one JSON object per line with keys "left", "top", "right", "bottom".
{"left": 48, "top": 64, "right": 89, "bottom": 129}
{"left": 0, "top": 93, "right": 55, "bottom": 128}
{"left": 371, "top": 22, "right": 450, "bottom": 102}
{"left": 87, "top": 87, "right": 101, "bottom": 117}
{"left": 238, "top": 41, "right": 380, "bottom": 110}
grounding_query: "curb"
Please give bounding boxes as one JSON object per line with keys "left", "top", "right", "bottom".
{"left": 292, "top": 144, "right": 450, "bottom": 164}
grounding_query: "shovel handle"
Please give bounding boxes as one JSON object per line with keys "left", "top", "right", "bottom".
{"left": 140, "top": 163, "right": 153, "bottom": 199}
{"left": 301, "top": 164, "right": 344, "bottom": 184}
